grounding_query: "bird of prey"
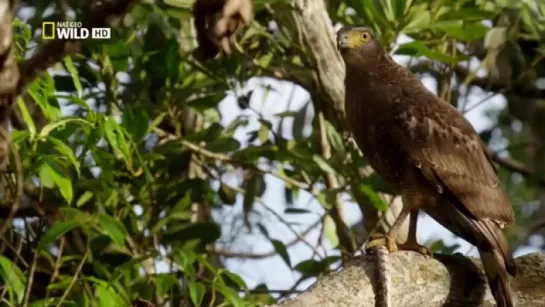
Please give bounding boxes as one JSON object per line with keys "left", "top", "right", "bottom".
{"left": 337, "top": 26, "right": 516, "bottom": 307}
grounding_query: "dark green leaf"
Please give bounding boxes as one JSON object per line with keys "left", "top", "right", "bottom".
{"left": 284, "top": 208, "right": 312, "bottom": 214}
{"left": 220, "top": 270, "right": 249, "bottom": 292}
{"left": 39, "top": 219, "right": 88, "bottom": 249}
{"left": 271, "top": 239, "right": 291, "bottom": 268}
{"left": 39, "top": 157, "right": 73, "bottom": 203}
{"left": 98, "top": 214, "right": 129, "bottom": 247}
{"left": 205, "top": 138, "right": 240, "bottom": 153}
{"left": 163, "top": 222, "right": 221, "bottom": 246}
{"left": 219, "top": 183, "right": 237, "bottom": 205}
{"left": 293, "top": 101, "right": 310, "bottom": 140}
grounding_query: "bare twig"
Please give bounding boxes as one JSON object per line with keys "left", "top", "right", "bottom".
{"left": 22, "top": 244, "right": 39, "bottom": 307}
{"left": 210, "top": 218, "right": 322, "bottom": 259}
{"left": 486, "top": 148, "right": 545, "bottom": 187}
{"left": 197, "top": 159, "right": 323, "bottom": 259}
{"left": 153, "top": 127, "right": 312, "bottom": 191}
{"left": 56, "top": 250, "right": 89, "bottom": 307}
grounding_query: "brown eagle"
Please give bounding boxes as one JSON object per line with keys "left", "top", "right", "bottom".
{"left": 337, "top": 26, "right": 516, "bottom": 307}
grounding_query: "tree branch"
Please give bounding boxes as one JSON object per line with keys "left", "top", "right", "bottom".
{"left": 486, "top": 148, "right": 545, "bottom": 187}
{"left": 270, "top": 252, "right": 545, "bottom": 307}
{"left": 0, "top": 0, "right": 18, "bottom": 170}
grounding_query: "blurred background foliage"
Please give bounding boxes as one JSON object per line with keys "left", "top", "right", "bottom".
{"left": 1, "top": 0, "right": 545, "bottom": 305}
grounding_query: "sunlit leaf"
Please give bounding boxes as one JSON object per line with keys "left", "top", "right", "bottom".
{"left": 323, "top": 215, "right": 339, "bottom": 248}
{"left": 313, "top": 155, "right": 337, "bottom": 174}
{"left": 17, "top": 97, "right": 36, "bottom": 137}
{"left": 188, "top": 281, "right": 206, "bottom": 306}
{"left": 0, "top": 255, "right": 26, "bottom": 304}
{"left": 63, "top": 56, "right": 83, "bottom": 98}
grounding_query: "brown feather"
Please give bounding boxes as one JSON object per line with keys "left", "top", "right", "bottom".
{"left": 388, "top": 85, "right": 515, "bottom": 225}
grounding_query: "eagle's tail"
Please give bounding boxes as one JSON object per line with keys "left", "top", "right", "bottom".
{"left": 475, "top": 221, "right": 517, "bottom": 307}
{"left": 423, "top": 205, "right": 516, "bottom": 306}
{"left": 479, "top": 249, "right": 515, "bottom": 307}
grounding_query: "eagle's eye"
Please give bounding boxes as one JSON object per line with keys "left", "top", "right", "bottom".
{"left": 360, "top": 31, "right": 370, "bottom": 42}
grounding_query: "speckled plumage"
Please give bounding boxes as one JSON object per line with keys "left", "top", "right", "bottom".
{"left": 338, "top": 26, "right": 516, "bottom": 307}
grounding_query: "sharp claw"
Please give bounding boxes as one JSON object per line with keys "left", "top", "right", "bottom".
{"left": 365, "top": 234, "right": 398, "bottom": 253}
{"left": 397, "top": 242, "right": 433, "bottom": 258}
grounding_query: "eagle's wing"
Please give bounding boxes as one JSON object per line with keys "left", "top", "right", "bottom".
{"left": 390, "top": 85, "right": 515, "bottom": 226}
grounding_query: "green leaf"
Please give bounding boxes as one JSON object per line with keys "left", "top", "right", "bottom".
{"left": 122, "top": 108, "right": 149, "bottom": 144}
{"left": 188, "top": 281, "right": 206, "bottom": 306}
{"left": 359, "top": 184, "right": 388, "bottom": 211}
{"left": 39, "top": 157, "right": 73, "bottom": 203}
{"left": 243, "top": 174, "right": 258, "bottom": 217}
{"left": 259, "top": 53, "right": 274, "bottom": 68}
{"left": 155, "top": 274, "right": 178, "bottom": 297}
{"left": 271, "top": 239, "right": 291, "bottom": 268}
{"left": 284, "top": 208, "right": 312, "bottom": 214}
{"left": 98, "top": 214, "right": 129, "bottom": 247}
{"left": 312, "top": 155, "right": 337, "bottom": 174}
{"left": 325, "top": 120, "right": 344, "bottom": 152}
{"left": 294, "top": 256, "right": 339, "bottom": 278}
{"left": 11, "top": 130, "right": 30, "bottom": 144}
{"left": 215, "top": 283, "right": 245, "bottom": 307}
{"left": 39, "top": 117, "right": 89, "bottom": 139}
{"left": 95, "top": 282, "right": 127, "bottom": 307}
{"left": 293, "top": 101, "right": 310, "bottom": 140}
{"left": 218, "top": 183, "right": 237, "bottom": 205}
{"left": 323, "top": 215, "right": 339, "bottom": 248}
{"left": 47, "top": 137, "right": 80, "bottom": 175}
{"left": 396, "top": 41, "right": 466, "bottom": 63}
{"left": 220, "top": 270, "right": 248, "bottom": 292}
{"left": 205, "top": 137, "right": 240, "bottom": 153}
{"left": 17, "top": 97, "right": 36, "bottom": 137}
{"left": 63, "top": 56, "right": 83, "bottom": 98}
{"left": 0, "top": 255, "right": 26, "bottom": 304}
{"left": 258, "top": 121, "right": 270, "bottom": 144}
{"left": 403, "top": 5, "right": 431, "bottom": 33}
{"left": 76, "top": 191, "right": 94, "bottom": 207}
{"left": 428, "top": 21, "right": 488, "bottom": 41}
{"left": 103, "top": 117, "right": 130, "bottom": 164}
{"left": 163, "top": 222, "right": 221, "bottom": 246}
{"left": 39, "top": 219, "right": 87, "bottom": 249}
{"left": 28, "top": 72, "right": 61, "bottom": 121}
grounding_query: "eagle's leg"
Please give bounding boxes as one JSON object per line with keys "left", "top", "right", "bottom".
{"left": 397, "top": 211, "right": 433, "bottom": 258}
{"left": 366, "top": 208, "right": 410, "bottom": 253}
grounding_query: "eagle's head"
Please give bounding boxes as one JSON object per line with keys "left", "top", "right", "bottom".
{"left": 336, "top": 26, "right": 383, "bottom": 68}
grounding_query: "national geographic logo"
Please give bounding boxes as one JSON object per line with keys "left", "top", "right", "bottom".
{"left": 42, "top": 21, "right": 111, "bottom": 40}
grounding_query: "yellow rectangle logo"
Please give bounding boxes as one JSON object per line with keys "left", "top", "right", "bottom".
{"left": 42, "top": 22, "right": 55, "bottom": 39}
